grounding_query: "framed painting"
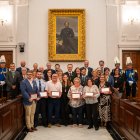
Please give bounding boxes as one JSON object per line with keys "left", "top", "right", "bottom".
{"left": 48, "top": 9, "right": 85, "bottom": 61}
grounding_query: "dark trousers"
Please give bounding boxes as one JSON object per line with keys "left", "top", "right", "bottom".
{"left": 86, "top": 103, "right": 99, "bottom": 128}
{"left": 34, "top": 98, "right": 47, "bottom": 127}
{"left": 48, "top": 98, "right": 60, "bottom": 124}
{"left": 126, "top": 82, "right": 137, "bottom": 97}
{"left": 71, "top": 105, "right": 83, "bottom": 124}
{"left": 61, "top": 98, "right": 70, "bottom": 125}
{"left": 0, "top": 84, "right": 7, "bottom": 98}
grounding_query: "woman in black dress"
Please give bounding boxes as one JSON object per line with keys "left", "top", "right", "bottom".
{"left": 61, "top": 74, "right": 71, "bottom": 126}
{"left": 113, "top": 68, "right": 124, "bottom": 98}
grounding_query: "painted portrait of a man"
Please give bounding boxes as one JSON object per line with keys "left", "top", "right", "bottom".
{"left": 56, "top": 17, "right": 78, "bottom": 54}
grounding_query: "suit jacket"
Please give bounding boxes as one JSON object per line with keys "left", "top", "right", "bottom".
{"left": 16, "top": 67, "right": 29, "bottom": 75}
{"left": 80, "top": 75, "right": 89, "bottom": 86}
{"left": 6, "top": 71, "right": 20, "bottom": 92}
{"left": 20, "top": 79, "right": 39, "bottom": 105}
{"left": 64, "top": 71, "right": 75, "bottom": 83}
{"left": 86, "top": 67, "right": 93, "bottom": 78}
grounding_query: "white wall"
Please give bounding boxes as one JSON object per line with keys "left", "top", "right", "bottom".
{"left": 1, "top": 0, "right": 140, "bottom": 71}
{"left": 27, "top": 0, "right": 107, "bottom": 71}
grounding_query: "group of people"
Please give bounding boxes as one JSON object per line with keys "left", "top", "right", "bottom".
{"left": 0, "top": 55, "right": 138, "bottom": 132}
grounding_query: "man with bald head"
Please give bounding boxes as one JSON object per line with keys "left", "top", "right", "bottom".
{"left": 84, "top": 60, "right": 93, "bottom": 78}
{"left": 16, "top": 60, "right": 29, "bottom": 75}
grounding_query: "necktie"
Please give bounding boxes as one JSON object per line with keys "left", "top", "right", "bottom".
{"left": 39, "top": 80, "right": 41, "bottom": 92}
{"left": 101, "top": 67, "right": 104, "bottom": 74}
{"left": 69, "top": 73, "right": 72, "bottom": 81}
{"left": 12, "top": 72, "right": 15, "bottom": 78}
{"left": 83, "top": 76, "right": 85, "bottom": 82}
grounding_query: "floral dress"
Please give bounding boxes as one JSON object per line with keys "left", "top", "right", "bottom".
{"left": 98, "top": 82, "right": 111, "bottom": 122}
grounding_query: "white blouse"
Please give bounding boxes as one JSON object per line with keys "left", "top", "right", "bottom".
{"left": 83, "top": 85, "right": 100, "bottom": 104}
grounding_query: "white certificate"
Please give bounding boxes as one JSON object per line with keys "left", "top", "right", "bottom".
{"left": 30, "top": 94, "right": 37, "bottom": 100}
{"left": 51, "top": 91, "right": 60, "bottom": 97}
{"left": 101, "top": 88, "right": 110, "bottom": 94}
{"left": 85, "top": 92, "right": 94, "bottom": 97}
{"left": 128, "top": 81, "right": 133, "bottom": 86}
{"left": 72, "top": 93, "right": 81, "bottom": 99}
{"left": 40, "top": 92, "right": 47, "bottom": 97}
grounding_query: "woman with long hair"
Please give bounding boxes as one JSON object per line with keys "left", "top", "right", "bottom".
{"left": 61, "top": 74, "right": 71, "bottom": 126}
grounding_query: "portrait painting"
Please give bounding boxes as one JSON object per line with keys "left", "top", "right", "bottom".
{"left": 56, "top": 16, "right": 78, "bottom": 54}
{"left": 48, "top": 9, "right": 85, "bottom": 61}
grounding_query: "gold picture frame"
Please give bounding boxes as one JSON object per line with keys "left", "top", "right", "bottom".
{"left": 48, "top": 9, "right": 85, "bottom": 61}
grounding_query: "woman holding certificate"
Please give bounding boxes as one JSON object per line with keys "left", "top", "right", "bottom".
{"left": 98, "top": 74, "right": 112, "bottom": 127}
{"left": 83, "top": 78, "right": 100, "bottom": 130}
{"left": 67, "top": 77, "right": 85, "bottom": 127}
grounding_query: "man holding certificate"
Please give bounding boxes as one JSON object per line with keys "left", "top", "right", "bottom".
{"left": 34, "top": 71, "right": 47, "bottom": 128}
{"left": 45, "top": 73, "right": 62, "bottom": 127}
{"left": 20, "top": 70, "right": 39, "bottom": 132}
{"left": 83, "top": 78, "right": 100, "bottom": 130}
{"left": 67, "top": 77, "right": 85, "bottom": 127}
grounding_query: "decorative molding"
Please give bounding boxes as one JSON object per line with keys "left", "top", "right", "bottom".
{"left": 121, "top": 33, "right": 140, "bottom": 42}
{"left": 9, "top": 0, "right": 28, "bottom": 6}
{"left": 106, "top": 0, "right": 126, "bottom": 6}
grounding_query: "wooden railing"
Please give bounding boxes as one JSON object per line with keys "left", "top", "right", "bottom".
{"left": 111, "top": 95, "right": 140, "bottom": 140}
{"left": 0, "top": 96, "right": 24, "bottom": 140}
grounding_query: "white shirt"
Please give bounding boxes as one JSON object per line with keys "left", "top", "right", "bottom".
{"left": 45, "top": 80, "right": 62, "bottom": 92}
{"left": 28, "top": 79, "right": 33, "bottom": 88}
{"left": 83, "top": 85, "right": 100, "bottom": 104}
{"left": 35, "top": 78, "right": 46, "bottom": 92}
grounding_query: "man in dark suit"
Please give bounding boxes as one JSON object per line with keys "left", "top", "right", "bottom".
{"left": 84, "top": 60, "right": 93, "bottom": 78}
{"left": 16, "top": 60, "right": 29, "bottom": 75}
{"left": 20, "top": 70, "right": 39, "bottom": 132}
{"left": 64, "top": 64, "right": 75, "bottom": 83}
{"left": 80, "top": 67, "right": 89, "bottom": 86}
{"left": 34, "top": 71, "right": 48, "bottom": 128}
{"left": 19, "top": 67, "right": 27, "bottom": 81}
{"left": 6, "top": 63, "right": 20, "bottom": 99}
{"left": 43, "top": 62, "right": 55, "bottom": 81}
{"left": 98, "top": 60, "right": 105, "bottom": 74}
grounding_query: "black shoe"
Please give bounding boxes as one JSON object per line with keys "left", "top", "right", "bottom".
{"left": 43, "top": 125, "right": 48, "bottom": 127}
{"left": 28, "top": 129, "right": 34, "bottom": 132}
{"left": 87, "top": 126, "right": 93, "bottom": 129}
{"left": 95, "top": 127, "right": 99, "bottom": 131}
{"left": 31, "top": 127, "right": 38, "bottom": 131}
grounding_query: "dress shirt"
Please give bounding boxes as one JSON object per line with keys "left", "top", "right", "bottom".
{"left": 28, "top": 79, "right": 33, "bottom": 88}
{"left": 36, "top": 79, "right": 46, "bottom": 92}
